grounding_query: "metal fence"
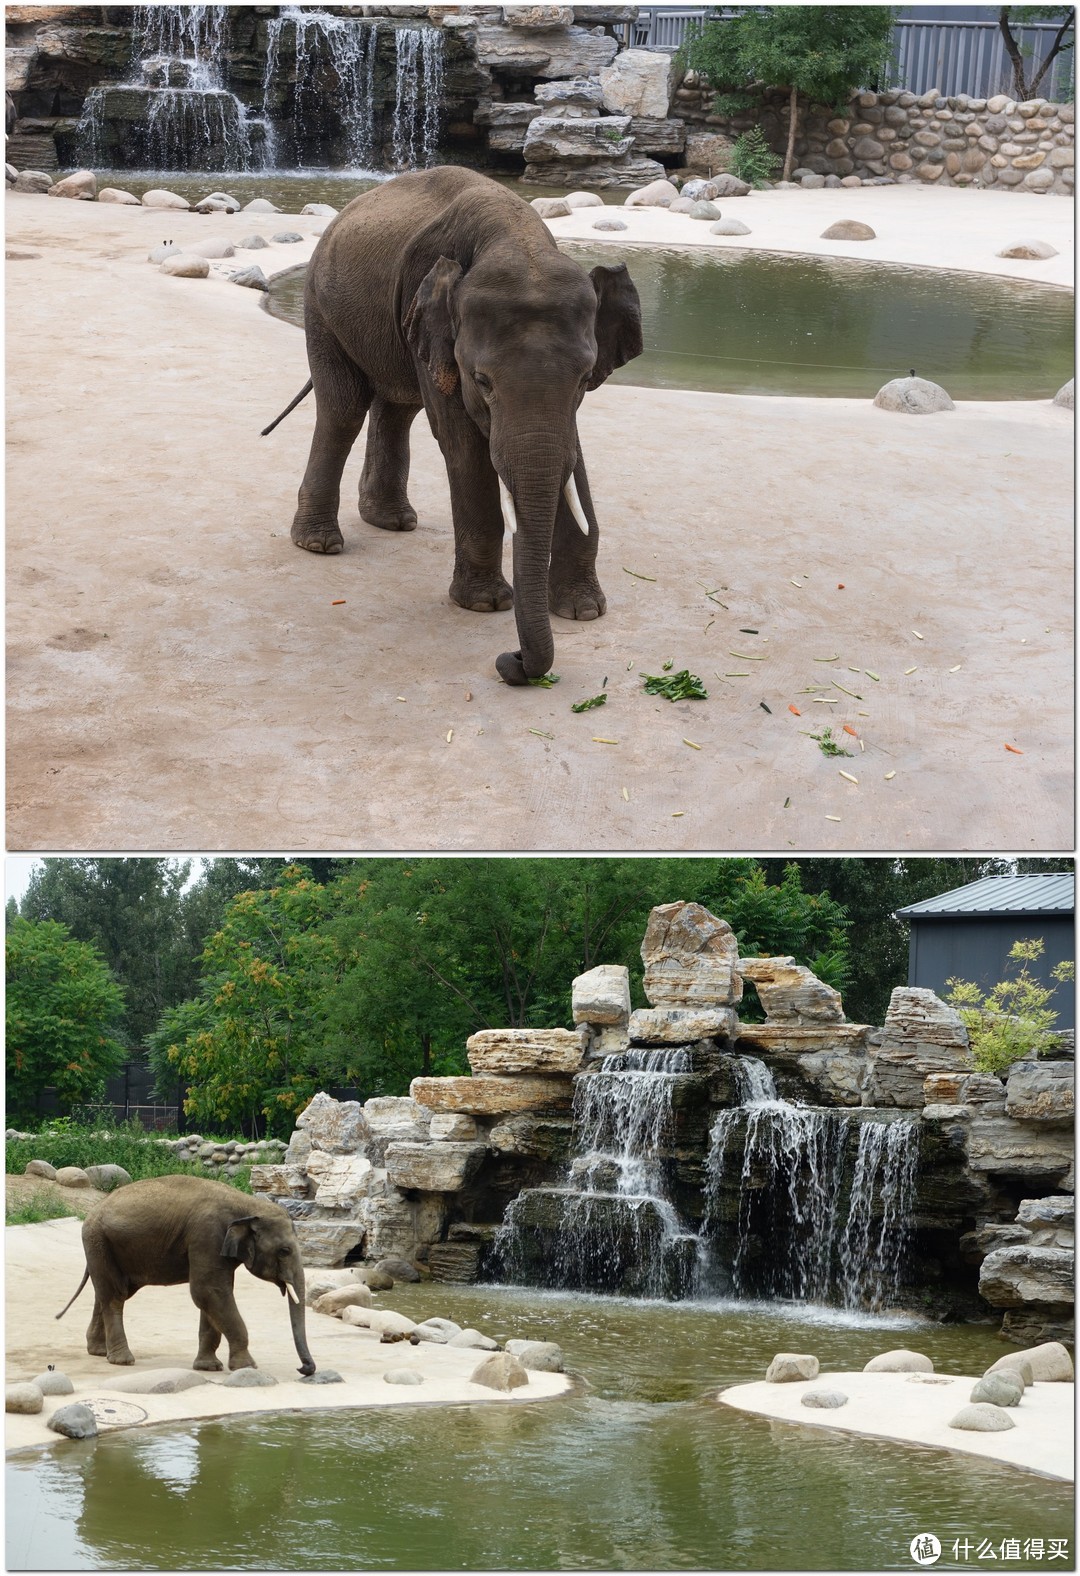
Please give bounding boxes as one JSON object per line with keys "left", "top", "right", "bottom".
{"left": 632, "top": 8, "right": 1075, "bottom": 99}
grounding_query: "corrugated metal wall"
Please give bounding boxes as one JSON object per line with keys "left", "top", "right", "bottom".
{"left": 907, "top": 915, "right": 1075, "bottom": 1031}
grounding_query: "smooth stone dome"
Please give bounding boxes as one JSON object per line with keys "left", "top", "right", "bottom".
{"left": 592, "top": 217, "right": 628, "bottom": 231}
{"left": 873, "top": 377, "right": 955, "bottom": 414}
{"left": 766, "top": 1353, "right": 819, "bottom": 1383}
{"left": 1053, "top": 379, "right": 1073, "bottom": 409}
{"left": 47, "top": 1403, "right": 98, "bottom": 1438}
{"left": 948, "top": 1403, "right": 1016, "bottom": 1433}
{"left": 997, "top": 239, "right": 1058, "bottom": 259}
{"left": 801, "top": 1389, "right": 848, "bottom": 1409}
{"left": 821, "top": 220, "right": 877, "bottom": 240}
{"left": 32, "top": 1370, "right": 75, "bottom": 1396}
{"left": 863, "top": 1349, "right": 934, "bottom": 1373}
{"left": 384, "top": 1369, "right": 424, "bottom": 1386}
{"left": 160, "top": 254, "right": 211, "bottom": 279}
{"left": 710, "top": 218, "right": 751, "bottom": 236}
{"left": 221, "top": 1368, "right": 278, "bottom": 1387}
{"left": 142, "top": 188, "right": 191, "bottom": 210}
{"left": 970, "top": 1374, "right": 1023, "bottom": 1407}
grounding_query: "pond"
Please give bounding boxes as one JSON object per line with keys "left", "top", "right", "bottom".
{"left": 7, "top": 1285, "right": 1073, "bottom": 1571}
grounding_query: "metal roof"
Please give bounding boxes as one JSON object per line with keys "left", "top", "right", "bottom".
{"left": 896, "top": 873, "right": 1074, "bottom": 920}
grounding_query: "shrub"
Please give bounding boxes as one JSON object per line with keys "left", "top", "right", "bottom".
{"left": 4, "top": 1118, "right": 252, "bottom": 1193}
{"left": 6, "top": 1190, "right": 81, "bottom": 1226}
{"left": 946, "top": 939, "right": 1075, "bottom": 1077}
{"left": 729, "top": 127, "right": 781, "bottom": 188}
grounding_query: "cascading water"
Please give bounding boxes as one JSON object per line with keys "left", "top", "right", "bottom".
{"left": 494, "top": 1049, "right": 701, "bottom": 1299}
{"left": 391, "top": 29, "right": 445, "bottom": 170}
{"left": 702, "top": 1057, "right": 918, "bottom": 1312}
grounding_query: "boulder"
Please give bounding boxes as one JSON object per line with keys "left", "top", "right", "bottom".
{"left": 738, "top": 958, "right": 845, "bottom": 1023}
{"left": 98, "top": 187, "right": 140, "bottom": 205}
{"left": 864, "top": 988, "right": 970, "bottom": 1103}
{"left": 375, "top": 1257, "right": 421, "bottom": 1282}
{"left": 979, "top": 1245, "right": 1074, "bottom": 1307}
{"left": 47, "top": 169, "right": 96, "bottom": 200}
{"left": 821, "top": 220, "right": 877, "bottom": 240}
{"left": 801, "top": 1389, "right": 848, "bottom": 1408}
{"left": 448, "top": 1328, "right": 500, "bottom": 1350}
{"left": 923, "top": 1072, "right": 1006, "bottom": 1110}
{"left": 1016, "top": 1195, "right": 1074, "bottom": 1247}
{"left": 997, "top": 238, "right": 1058, "bottom": 259}
{"left": 624, "top": 178, "right": 679, "bottom": 207}
{"left": 222, "top": 1368, "right": 277, "bottom": 1387}
{"left": 147, "top": 242, "right": 180, "bottom": 264}
{"left": 688, "top": 200, "right": 721, "bottom": 220}
{"left": 599, "top": 48, "right": 674, "bottom": 118}
{"left": 523, "top": 115, "right": 632, "bottom": 163}
{"left": 641, "top": 901, "right": 742, "bottom": 1008}
{"left": 32, "top": 1368, "right": 75, "bottom": 1394}
{"left": 470, "top": 1352, "right": 529, "bottom": 1391}
{"left": 467, "top": 1027, "right": 588, "bottom": 1075}
{"left": 6, "top": 1383, "right": 43, "bottom": 1414}
{"left": 194, "top": 198, "right": 233, "bottom": 214}
{"left": 363, "top": 1096, "right": 430, "bottom": 1144}
{"left": 628, "top": 1006, "right": 738, "bottom": 1044}
{"left": 684, "top": 134, "right": 738, "bottom": 179}
{"left": 385, "top": 1140, "right": 487, "bottom": 1193}
{"left": 13, "top": 170, "right": 54, "bottom": 194}
{"left": 485, "top": 1115, "right": 574, "bottom": 1161}
{"left": 197, "top": 190, "right": 240, "bottom": 212}
{"left": 964, "top": 1115, "right": 1073, "bottom": 1179}
{"left": 429, "top": 1113, "right": 479, "bottom": 1142}
{"left": 710, "top": 218, "right": 752, "bottom": 236}
{"left": 184, "top": 237, "right": 235, "bottom": 259}
{"left": 230, "top": 265, "right": 269, "bottom": 290}
{"left": 271, "top": 231, "right": 304, "bottom": 244}
{"left": 47, "top": 1403, "right": 98, "bottom": 1438}
{"left": 863, "top": 1349, "right": 934, "bottom": 1373}
{"left": 249, "top": 1163, "right": 311, "bottom": 1198}
{"left": 290, "top": 1218, "right": 364, "bottom": 1267}
{"left": 988, "top": 1341, "right": 1072, "bottom": 1381}
{"left": 667, "top": 197, "right": 697, "bottom": 215}
{"left": 531, "top": 197, "right": 572, "bottom": 218}
{"left": 505, "top": 1339, "right": 564, "bottom": 1372}
{"left": 312, "top": 1285, "right": 374, "bottom": 1317}
{"left": 969, "top": 1374, "right": 1023, "bottom": 1407}
{"left": 411, "top": 1074, "right": 573, "bottom": 1116}
{"left": 360, "top": 1268, "right": 394, "bottom": 1291}
{"left": 1053, "top": 379, "right": 1073, "bottom": 409}
{"left": 505, "top": 5, "right": 575, "bottom": 26}
{"left": 238, "top": 234, "right": 270, "bottom": 250}
{"left": 83, "top": 1164, "right": 131, "bottom": 1192}
{"left": 984, "top": 1356, "right": 1034, "bottom": 1387}
{"left": 304, "top": 1269, "right": 366, "bottom": 1304}
{"left": 535, "top": 77, "right": 605, "bottom": 114}
{"left": 106, "top": 1368, "right": 212, "bottom": 1394}
{"left": 1005, "top": 1061, "right": 1074, "bottom": 1126}
{"left": 141, "top": 188, "right": 191, "bottom": 210}
{"left": 343, "top": 1308, "right": 418, "bottom": 1337}
{"left": 572, "top": 964, "right": 631, "bottom": 1025}
{"left": 300, "top": 1369, "right": 344, "bottom": 1384}
{"left": 472, "top": 24, "right": 617, "bottom": 80}
{"left": 160, "top": 254, "right": 210, "bottom": 279}
{"left": 308, "top": 1153, "right": 375, "bottom": 1208}
{"left": 563, "top": 190, "right": 604, "bottom": 208}
{"left": 242, "top": 197, "right": 281, "bottom": 212}
{"left": 383, "top": 1369, "right": 424, "bottom": 1385}
{"left": 54, "top": 1166, "right": 92, "bottom": 1188}
{"left": 592, "top": 217, "right": 628, "bottom": 231}
{"left": 24, "top": 1159, "right": 57, "bottom": 1180}
{"left": 301, "top": 203, "right": 337, "bottom": 217}
{"left": 296, "top": 1092, "right": 369, "bottom": 1153}
{"left": 765, "top": 1353, "right": 819, "bottom": 1383}
{"left": 948, "top": 1403, "right": 1015, "bottom": 1432}
{"left": 6, "top": 162, "right": 18, "bottom": 184}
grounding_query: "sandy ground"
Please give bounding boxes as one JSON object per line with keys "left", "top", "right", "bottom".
{"left": 720, "top": 1368, "right": 1074, "bottom": 1482}
{"left": 5, "top": 1174, "right": 109, "bottom": 1220}
{"left": 5, "top": 1215, "right": 570, "bottom": 1454}
{"left": 5, "top": 187, "right": 1073, "bottom": 852}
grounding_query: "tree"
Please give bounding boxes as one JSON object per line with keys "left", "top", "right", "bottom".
{"left": 6, "top": 918, "right": 126, "bottom": 1123}
{"left": 946, "top": 938, "right": 1075, "bottom": 1075}
{"left": 681, "top": 6, "right": 896, "bottom": 181}
{"left": 998, "top": 7, "right": 1074, "bottom": 100}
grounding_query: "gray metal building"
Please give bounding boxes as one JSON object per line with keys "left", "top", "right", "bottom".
{"left": 896, "top": 873, "right": 1075, "bottom": 1031}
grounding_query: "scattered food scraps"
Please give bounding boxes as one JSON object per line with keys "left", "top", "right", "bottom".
{"left": 683, "top": 739, "right": 702, "bottom": 749}
{"left": 621, "top": 787, "right": 629, "bottom": 801}
{"left": 571, "top": 694, "right": 607, "bottom": 713}
{"left": 837, "top": 583, "right": 845, "bottom": 589}
{"left": 904, "top": 666, "right": 918, "bottom": 675}
{"left": 884, "top": 770, "right": 896, "bottom": 780}
{"left": 396, "top": 696, "right": 407, "bottom": 702}
{"left": 623, "top": 567, "right": 656, "bottom": 581}
{"left": 729, "top": 650, "right": 766, "bottom": 661}
{"left": 839, "top": 770, "right": 859, "bottom": 785}
{"left": 642, "top": 670, "right": 708, "bottom": 701}
{"left": 1004, "top": 744, "right": 1024, "bottom": 755}
{"left": 789, "top": 704, "right": 802, "bottom": 716}
{"left": 662, "top": 659, "right": 674, "bottom": 671}
{"left": 950, "top": 664, "right": 961, "bottom": 673}
{"left": 672, "top": 811, "right": 685, "bottom": 817}
{"left": 825, "top": 815, "right": 842, "bottom": 822}
{"left": 865, "top": 671, "right": 880, "bottom": 682}
{"left": 528, "top": 729, "right": 553, "bottom": 739}
{"left": 912, "top": 630, "right": 924, "bottom": 640}
{"left": 446, "top": 729, "right": 453, "bottom": 743}
{"left": 725, "top": 672, "right": 750, "bottom": 678}
{"left": 331, "top": 599, "right": 346, "bottom": 606}
{"left": 528, "top": 673, "right": 560, "bottom": 688}
{"left": 832, "top": 681, "right": 863, "bottom": 699}
{"left": 759, "top": 701, "right": 772, "bottom": 714}
{"left": 810, "top": 727, "right": 853, "bottom": 758}
{"left": 783, "top": 796, "right": 791, "bottom": 808}
{"left": 814, "top": 655, "right": 839, "bottom": 663}
{"left": 464, "top": 692, "right": 473, "bottom": 702}
{"left": 592, "top": 736, "right": 619, "bottom": 744}
{"left": 842, "top": 724, "right": 858, "bottom": 737}
{"left": 739, "top": 628, "right": 759, "bottom": 635}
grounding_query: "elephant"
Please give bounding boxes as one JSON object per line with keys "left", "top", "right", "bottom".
{"left": 263, "top": 166, "right": 643, "bottom": 685}
{"left": 55, "top": 1174, "right": 316, "bottom": 1376}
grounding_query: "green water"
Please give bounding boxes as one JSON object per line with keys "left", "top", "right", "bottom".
{"left": 7, "top": 1286, "right": 1073, "bottom": 1571}
{"left": 264, "top": 243, "right": 1073, "bottom": 400}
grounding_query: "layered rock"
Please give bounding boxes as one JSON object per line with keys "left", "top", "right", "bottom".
{"left": 738, "top": 957, "right": 845, "bottom": 1023}
{"left": 641, "top": 901, "right": 742, "bottom": 1008}
{"left": 1005, "top": 1060, "right": 1074, "bottom": 1125}
{"left": 466, "top": 1027, "right": 588, "bottom": 1075}
{"left": 864, "top": 988, "right": 972, "bottom": 1106}
{"left": 411, "top": 1074, "right": 574, "bottom": 1115}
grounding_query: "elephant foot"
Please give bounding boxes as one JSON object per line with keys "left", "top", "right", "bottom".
{"left": 359, "top": 496, "right": 417, "bottom": 532}
{"left": 86, "top": 1340, "right": 107, "bottom": 1357}
{"left": 228, "top": 1354, "right": 257, "bottom": 1371}
{"left": 549, "top": 578, "right": 607, "bottom": 622}
{"left": 291, "top": 517, "right": 344, "bottom": 555}
{"left": 450, "top": 570, "right": 514, "bottom": 614}
{"left": 193, "top": 1356, "right": 224, "bottom": 1372}
{"left": 106, "top": 1349, "right": 135, "bottom": 1366}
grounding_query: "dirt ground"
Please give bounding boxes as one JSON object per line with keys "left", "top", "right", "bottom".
{"left": 5, "top": 192, "right": 1073, "bottom": 851}
{"left": 6, "top": 1174, "right": 108, "bottom": 1220}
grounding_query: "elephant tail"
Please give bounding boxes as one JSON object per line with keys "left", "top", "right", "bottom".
{"left": 260, "top": 379, "right": 313, "bottom": 436}
{"left": 55, "top": 1268, "right": 90, "bottom": 1321}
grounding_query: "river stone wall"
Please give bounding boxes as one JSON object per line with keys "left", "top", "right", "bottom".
{"left": 672, "top": 78, "right": 1074, "bottom": 194}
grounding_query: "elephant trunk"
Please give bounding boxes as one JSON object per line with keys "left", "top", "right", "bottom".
{"left": 494, "top": 430, "right": 575, "bottom": 686}
{"left": 286, "top": 1269, "right": 316, "bottom": 1376}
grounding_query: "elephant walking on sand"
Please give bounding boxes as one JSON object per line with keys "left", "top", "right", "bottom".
{"left": 265, "top": 166, "right": 643, "bottom": 685}
{"left": 55, "top": 1175, "right": 316, "bottom": 1376}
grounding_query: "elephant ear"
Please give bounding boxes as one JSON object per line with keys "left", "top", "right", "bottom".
{"left": 587, "top": 263, "right": 644, "bottom": 391}
{"left": 221, "top": 1217, "right": 258, "bottom": 1265}
{"left": 404, "top": 256, "right": 463, "bottom": 397}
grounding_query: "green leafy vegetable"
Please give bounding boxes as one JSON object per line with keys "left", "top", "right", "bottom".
{"left": 527, "top": 673, "right": 560, "bottom": 688}
{"left": 571, "top": 693, "right": 608, "bottom": 713}
{"left": 641, "top": 670, "right": 708, "bottom": 702}
{"left": 809, "top": 727, "right": 853, "bottom": 759}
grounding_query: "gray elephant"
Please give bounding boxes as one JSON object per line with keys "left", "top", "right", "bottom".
{"left": 55, "top": 1175, "right": 316, "bottom": 1376}
{"left": 264, "top": 166, "right": 643, "bottom": 685}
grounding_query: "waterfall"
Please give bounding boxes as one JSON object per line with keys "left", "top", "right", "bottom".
{"left": 391, "top": 28, "right": 445, "bottom": 170}
{"left": 263, "top": 8, "right": 377, "bottom": 170}
{"left": 703, "top": 1057, "right": 918, "bottom": 1311}
{"left": 494, "top": 1050, "right": 701, "bottom": 1299}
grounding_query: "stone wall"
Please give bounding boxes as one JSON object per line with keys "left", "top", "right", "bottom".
{"left": 671, "top": 79, "right": 1074, "bottom": 194}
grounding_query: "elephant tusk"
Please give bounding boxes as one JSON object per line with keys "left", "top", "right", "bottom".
{"left": 283, "top": 1282, "right": 299, "bottom": 1305}
{"left": 564, "top": 475, "right": 591, "bottom": 536}
{"left": 498, "top": 476, "right": 517, "bottom": 536}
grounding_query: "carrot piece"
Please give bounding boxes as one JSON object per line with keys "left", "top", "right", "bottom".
{"left": 1004, "top": 743, "right": 1024, "bottom": 755}
{"left": 842, "top": 724, "right": 858, "bottom": 738}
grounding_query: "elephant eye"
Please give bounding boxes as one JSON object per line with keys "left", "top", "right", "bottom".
{"left": 473, "top": 371, "right": 493, "bottom": 393}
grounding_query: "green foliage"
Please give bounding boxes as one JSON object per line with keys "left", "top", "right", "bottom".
{"left": 6, "top": 1191, "right": 81, "bottom": 1226}
{"left": 729, "top": 126, "right": 781, "bottom": 187}
{"left": 681, "top": 6, "right": 896, "bottom": 110}
{"left": 946, "top": 939, "right": 1075, "bottom": 1076}
{"left": 6, "top": 918, "right": 127, "bottom": 1124}
{"left": 641, "top": 670, "right": 708, "bottom": 701}
{"left": 4, "top": 1118, "right": 254, "bottom": 1191}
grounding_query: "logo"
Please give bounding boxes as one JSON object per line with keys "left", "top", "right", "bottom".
{"left": 911, "top": 1535, "right": 942, "bottom": 1567}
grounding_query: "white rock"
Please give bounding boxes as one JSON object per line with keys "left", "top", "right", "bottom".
{"left": 160, "top": 253, "right": 210, "bottom": 279}
{"left": 343, "top": 1308, "right": 418, "bottom": 1337}
{"left": 997, "top": 238, "right": 1058, "bottom": 259}
{"left": 563, "top": 190, "right": 604, "bottom": 208}
{"left": 628, "top": 1006, "right": 738, "bottom": 1044}
{"left": 949, "top": 1403, "right": 1015, "bottom": 1432}
{"left": 864, "top": 1349, "right": 934, "bottom": 1373}
{"left": 624, "top": 178, "right": 679, "bottom": 208}
{"left": 31, "top": 1370, "right": 74, "bottom": 1395}
{"left": 47, "top": 169, "right": 96, "bottom": 200}
{"left": 448, "top": 1328, "right": 500, "bottom": 1351}
{"left": 572, "top": 964, "right": 631, "bottom": 1026}
{"left": 6, "top": 1382, "right": 43, "bottom": 1414}
{"left": 429, "top": 1112, "right": 479, "bottom": 1142}
{"left": 383, "top": 1369, "right": 424, "bottom": 1385}
{"left": 470, "top": 1353, "right": 529, "bottom": 1391}
{"left": 765, "top": 1353, "right": 819, "bottom": 1383}
{"left": 141, "top": 188, "right": 192, "bottom": 211}
{"left": 986, "top": 1341, "right": 1073, "bottom": 1382}
{"left": 98, "top": 187, "right": 140, "bottom": 205}
{"left": 467, "top": 1027, "right": 588, "bottom": 1075}
{"left": 183, "top": 236, "right": 235, "bottom": 259}
{"left": 599, "top": 48, "right": 675, "bottom": 118}
{"left": 242, "top": 197, "right": 281, "bottom": 213}
{"left": 312, "top": 1285, "right": 374, "bottom": 1317}
{"left": 301, "top": 202, "right": 338, "bottom": 217}
{"left": 873, "top": 376, "right": 955, "bottom": 415}
{"left": 641, "top": 901, "right": 742, "bottom": 1007}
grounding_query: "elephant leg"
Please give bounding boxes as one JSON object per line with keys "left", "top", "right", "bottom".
{"left": 86, "top": 1299, "right": 107, "bottom": 1358}
{"left": 100, "top": 1298, "right": 135, "bottom": 1366}
{"left": 358, "top": 398, "right": 421, "bottom": 532}
{"left": 291, "top": 307, "right": 371, "bottom": 556}
{"left": 191, "top": 1285, "right": 255, "bottom": 1371}
{"left": 194, "top": 1309, "right": 225, "bottom": 1372}
{"left": 548, "top": 454, "right": 606, "bottom": 622}
{"left": 424, "top": 388, "right": 512, "bottom": 613}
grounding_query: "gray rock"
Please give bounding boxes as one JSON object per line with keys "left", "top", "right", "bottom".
{"left": 160, "top": 254, "right": 210, "bottom": 279}
{"left": 271, "top": 231, "right": 304, "bottom": 244}
{"left": 873, "top": 376, "right": 955, "bottom": 415}
{"left": 312, "top": 1285, "right": 374, "bottom": 1317}
{"left": 598, "top": 46, "right": 674, "bottom": 118}
{"left": 6, "top": 162, "right": 17, "bottom": 184}
{"left": 798, "top": 173, "right": 826, "bottom": 189}
{"left": 238, "top": 234, "right": 270, "bottom": 250}
{"left": 447, "top": 1328, "right": 500, "bottom": 1351}
{"left": 1005, "top": 1060, "right": 1074, "bottom": 1125}
{"left": 821, "top": 220, "right": 877, "bottom": 240}
{"left": 667, "top": 196, "right": 697, "bottom": 214}
{"left": 984, "top": 1356, "right": 1034, "bottom": 1387}
{"left": 592, "top": 217, "right": 628, "bottom": 231}
{"left": 194, "top": 197, "right": 234, "bottom": 214}
{"left": 530, "top": 197, "right": 572, "bottom": 218}
{"left": 524, "top": 114, "right": 632, "bottom": 163}
{"left": 986, "top": 1340, "right": 1072, "bottom": 1381}
{"left": 48, "top": 169, "right": 96, "bottom": 200}
{"left": 680, "top": 178, "right": 720, "bottom": 201}
{"left": 710, "top": 218, "right": 751, "bottom": 236}
{"left": 32, "top": 1370, "right": 74, "bottom": 1396}
{"left": 299, "top": 1369, "right": 343, "bottom": 1384}
{"left": 623, "top": 178, "right": 679, "bottom": 208}
{"left": 801, "top": 1389, "right": 848, "bottom": 1408}
{"left": 6, "top": 1382, "right": 43, "bottom": 1414}
{"left": 413, "top": 1318, "right": 463, "bottom": 1344}
{"left": 766, "top": 1353, "right": 819, "bottom": 1383}
{"left": 230, "top": 266, "right": 269, "bottom": 292}
{"left": 629, "top": 1006, "right": 738, "bottom": 1044}
{"left": 979, "top": 1245, "right": 1074, "bottom": 1307}
{"left": 563, "top": 190, "right": 604, "bottom": 208}
{"left": 47, "top": 1403, "right": 98, "bottom": 1439}
{"left": 55, "top": 1166, "right": 92, "bottom": 1188}
{"left": 429, "top": 1113, "right": 479, "bottom": 1142}
{"left": 505, "top": 1339, "right": 564, "bottom": 1373}
{"left": 688, "top": 199, "right": 722, "bottom": 220}
{"left": 738, "top": 958, "right": 845, "bottom": 1024}
{"left": 141, "top": 188, "right": 191, "bottom": 210}
{"left": 997, "top": 237, "right": 1058, "bottom": 259}
{"left": 948, "top": 1403, "right": 1015, "bottom": 1433}
{"left": 83, "top": 1164, "right": 132, "bottom": 1192}
{"left": 864, "top": 1349, "right": 934, "bottom": 1373}
{"left": 360, "top": 1268, "right": 395, "bottom": 1291}
{"left": 221, "top": 1368, "right": 278, "bottom": 1387}
{"left": 243, "top": 197, "right": 281, "bottom": 213}
{"left": 24, "top": 1159, "right": 57, "bottom": 1180}
{"left": 471, "top": 1353, "right": 529, "bottom": 1391}
{"left": 970, "top": 1374, "right": 1023, "bottom": 1407}
{"left": 200, "top": 191, "right": 240, "bottom": 211}
{"left": 184, "top": 237, "right": 235, "bottom": 260}
{"left": 1016, "top": 1194, "right": 1074, "bottom": 1246}
{"left": 377, "top": 1257, "right": 421, "bottom": 1283}
{"left": 386, "top": 1141, "right": 487, "bottom": 1193}
{"left": 13, "top": 170, "right": 54, "bottom": 194}
{"left": 1053, "top": 378, "right": 1074, "bottom": 409}
{"left": 98, "top": 187, "right": 140, "bottom": 205}
{"left": 708, "top": 174, "right": 751, "bottom": 197}
{"left": 301, "top": 203, "right": 338, "bottom": 217}
{"left": 383, "top": 1369, "right": 425, "bottom": 1385}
